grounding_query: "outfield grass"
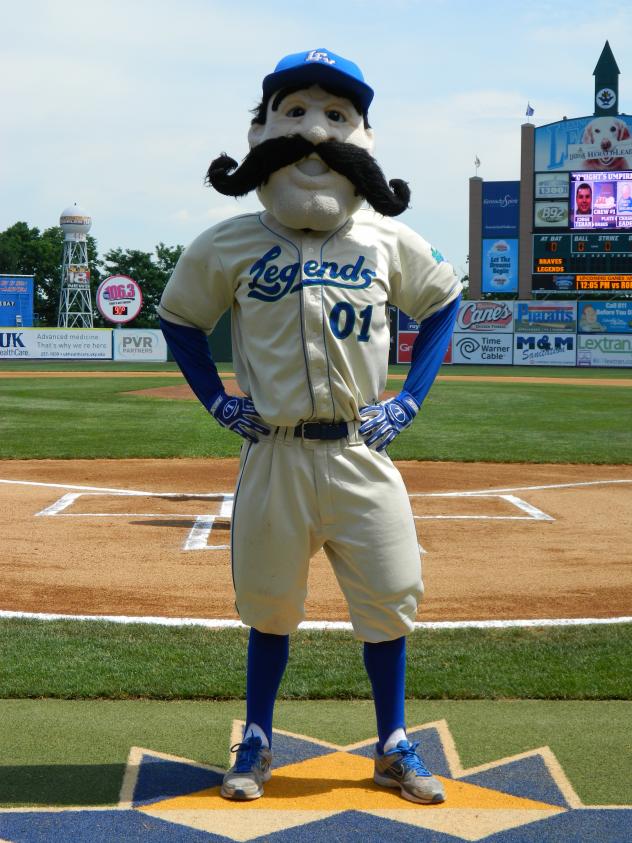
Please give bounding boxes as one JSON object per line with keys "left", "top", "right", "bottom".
{"left": 1, "top": 374, "right": 631, "bottom": 461}
{"left": 1, "top": 620, "right": 629, "bottom": 701}
{"left": 1, "top": 359, "right": 631, "bottom": 377}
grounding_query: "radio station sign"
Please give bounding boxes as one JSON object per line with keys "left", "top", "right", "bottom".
{"left": 577, "top": 334, "right": 632, "bottom": 368}
{"left": 534, "top": 172, "right": 569, "bottom": 199}
{"left": 452, "top": 333, "right": 513, "bottom": 364}
{"left": 97, "top": 274, "right": 143, "bottom": 324}
{"left": 514, "top": 334, "right": 576, "bottom": 366}
{"left": 534, "top": 201, "right": 568, "bottom": 228}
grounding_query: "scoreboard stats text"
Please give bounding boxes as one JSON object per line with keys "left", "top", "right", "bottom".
{"left": 533, "top": 170, "right": 632, "bottom": 292}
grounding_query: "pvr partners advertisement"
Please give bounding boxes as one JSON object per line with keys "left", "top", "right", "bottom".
{"left": 113, "top": 329, "right": 168, "bottom": 361}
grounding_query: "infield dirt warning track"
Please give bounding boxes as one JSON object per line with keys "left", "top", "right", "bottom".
{"left": 1, "top": 459, "right": 631, "bottom": 623}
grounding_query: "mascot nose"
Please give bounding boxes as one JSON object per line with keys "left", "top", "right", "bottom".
{"left": 602, "top": 139, "right": 612, "bottom": 150}
{"left": 302, "top": 123, "right": 329, "bottom": 144}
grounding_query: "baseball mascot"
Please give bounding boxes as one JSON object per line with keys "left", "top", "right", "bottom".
{"left": 158, "top": 48, "right": 462, "bottom": 804}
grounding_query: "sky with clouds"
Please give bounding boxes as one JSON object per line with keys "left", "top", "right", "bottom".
{"left": 2, "top": 0, "right": 631, "bottom": 277}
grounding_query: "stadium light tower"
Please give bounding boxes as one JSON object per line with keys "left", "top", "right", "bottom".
{"left": 57, "top": 203, "right": 94, "bottom": 327}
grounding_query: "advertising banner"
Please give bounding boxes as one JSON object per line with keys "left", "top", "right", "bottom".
{"left": 535, "top": 115, "right": 632, "bottom": 172}
{"left": 97, "top": 275, "right": 143, "bottom": 324}
{"left": 577, "top": 334, "right": 632, "bottom": 367}
{"left": 535, "top": 172, "right": 569, "bottom": 199}
{"left": 0, "top": 275, "right": 34, "bottom": 327}
{"left": 514, "top": 301, "right": 577, "bottom": 333}
{"left": 513, "top": 333, "right": 576, "bottom": 366}
{"left": 533, "top": 201, "right": 569, "bottom": 228}
{"left": 0, "top": 328, "right": 112, "bottom": 359}
{"left": 397, "top": 331, "right": 417, "bottom": 364}
{"left": 457, "top": 300, "right": 513, "bottom": 332}
{"left": 482, "top": 239, "right": 519, "bottom": 294}
{"left": 453, "top": 333, "right": 513, "bottom": 364}
{"left": 398, "top": 311, "right": 420, "bottom": 332}
{"left": 482, "top": 181, "right": 520, "bottom": 237}
{"left": 113, "top": 329, "right": 168, "bottom": 361}
{"left": 578, "top": 301, "right": 632, "bottom": 333}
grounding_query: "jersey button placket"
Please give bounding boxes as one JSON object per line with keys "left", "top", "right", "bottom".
{"left": 302, "top": 240, "right": 328, "bottom": 417}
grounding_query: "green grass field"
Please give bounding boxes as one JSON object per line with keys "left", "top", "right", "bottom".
{"left": 0, "top": 362, "right": 630, "bottom": 705}
{"left": 1, "top": 621, "right": 630, "bottom": 701}
{"left": 1, "top": 366, "right": 631, "bottom": 461}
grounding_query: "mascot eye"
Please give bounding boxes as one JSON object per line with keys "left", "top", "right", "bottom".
{"left": 326, "top": 110, "right": 346, "bottom": 123}
{"left": 286, "top": 106, "right": 305, "bottom": 118}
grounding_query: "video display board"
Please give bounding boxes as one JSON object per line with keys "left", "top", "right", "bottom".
{"left": 535, "top": 115, "right": 632, "bottom": 173}
{"left": 570, "top": 171, "right": 632, "bottom": 229}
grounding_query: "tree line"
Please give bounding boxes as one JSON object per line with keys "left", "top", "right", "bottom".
{"left": 0, "top": 222, "right": 184, "bottom": 328}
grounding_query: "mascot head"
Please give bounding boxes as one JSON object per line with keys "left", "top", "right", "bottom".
{"left": 207, "top": 48, "right": 410, "bottom": 230}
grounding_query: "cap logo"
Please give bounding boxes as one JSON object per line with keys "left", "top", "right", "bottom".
{"left": 305, "top": 50, "right": 335, "bottom": 66}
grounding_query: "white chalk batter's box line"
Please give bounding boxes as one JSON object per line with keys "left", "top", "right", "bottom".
{"left": 2, "top": 477, "right": 631, "bottom": 551}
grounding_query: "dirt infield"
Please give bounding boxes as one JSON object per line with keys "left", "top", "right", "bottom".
{"left": 1, "top": 458, "right": 630, "bottom": 622}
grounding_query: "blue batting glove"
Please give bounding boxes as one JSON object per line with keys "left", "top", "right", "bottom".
{"left": 209, "top": 391, "right": 270, "bottom": 442}
{"left": 359, "top": 390, "right": 419, "bottom": 451}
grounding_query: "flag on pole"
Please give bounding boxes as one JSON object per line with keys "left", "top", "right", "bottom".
{"left": 474, "top": 155, "right": 481, "bottom": 168}
{"left": 526, "top": 102, "right": 534, "bottom": 117}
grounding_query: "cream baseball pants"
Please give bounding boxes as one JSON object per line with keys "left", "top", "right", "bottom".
{"left": 230, "top": 424, "right": 423, "bottom": 643}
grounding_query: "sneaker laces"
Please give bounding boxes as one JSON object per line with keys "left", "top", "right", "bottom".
{"left": 397, "top": 741, "right": 431, "bottom": 777}
{"left": 230, "top": 736, "right": 263, "bottom": 772}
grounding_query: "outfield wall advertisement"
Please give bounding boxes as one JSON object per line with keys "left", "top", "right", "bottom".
{"left": 113, "top": 329, "right": 168, "bottom": 361}
{"left": 457, "top": 300, "right": 514, "bottom": 332}
{"left": 0, "top": 328, "right": 112, "bottom": 359}
{"left": 577, "top": 301, "right": 632, "bottom": 333}
{"left": 513, "top": 333, "right": 576, "bottom": 366}
{"left": 452, "top": 333, "right": 513, "bottom": 364}
{"left": 514, "top": 302, "right": 577, "bottom": 333}
{"left": 577, "top": 334, "right": 632, "bottom": 367}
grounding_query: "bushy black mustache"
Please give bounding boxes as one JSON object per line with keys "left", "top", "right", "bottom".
{"left": 205, "top": 134, "right": 410, "bottom": 217}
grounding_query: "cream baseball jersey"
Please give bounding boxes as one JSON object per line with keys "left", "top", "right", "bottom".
{"left": 158, "top": 207, "right": 461, "bottom": 427}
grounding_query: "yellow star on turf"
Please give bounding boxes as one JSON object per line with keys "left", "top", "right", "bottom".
{"left": 134, "top": 727, "right": 566, "bottom": 842}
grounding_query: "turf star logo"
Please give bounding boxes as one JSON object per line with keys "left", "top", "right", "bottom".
{"left": 1, "top": 719, "right": 630, "bottom": 840}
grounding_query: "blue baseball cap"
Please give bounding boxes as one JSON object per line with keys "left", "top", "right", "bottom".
{"left": 262, "top": 49, "right": 374, "bottom": 113}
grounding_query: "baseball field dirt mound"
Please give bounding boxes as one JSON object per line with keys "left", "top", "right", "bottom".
{"left": 1, "top": 459, "right": 630, "bottom": 622}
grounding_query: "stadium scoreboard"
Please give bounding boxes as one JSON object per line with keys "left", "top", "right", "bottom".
{"left": 532, "top": 169, "right": 632, "bottom": 292}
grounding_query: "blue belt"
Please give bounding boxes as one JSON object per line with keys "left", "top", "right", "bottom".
{"left": 294, "top": 421, "right": 349, "bottom": 440}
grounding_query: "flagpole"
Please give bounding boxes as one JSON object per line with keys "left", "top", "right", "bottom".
{"left": 474, "top": 155, "right": 481, "bottom": 176}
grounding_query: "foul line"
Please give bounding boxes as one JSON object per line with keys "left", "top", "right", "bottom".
{"left": 0, "top": 609, "right": 630, "bottom": 630}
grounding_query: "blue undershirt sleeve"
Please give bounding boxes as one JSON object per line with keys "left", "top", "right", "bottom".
{"left": 402, "top": 294, "right": 461, "bottom": 407}
{"left": 159, "top": 317, "right": 224, "bottom": 412}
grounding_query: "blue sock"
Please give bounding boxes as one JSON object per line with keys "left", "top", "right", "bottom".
{"left": 363, "top": 637, "right": 407, "bottom": 755}
{"left": 245, "top": 628, "right": 290, "bottom": 747}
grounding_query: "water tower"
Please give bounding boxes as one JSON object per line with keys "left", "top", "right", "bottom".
{"left": 57, "top": 203, "right": 94, "bottom": 328}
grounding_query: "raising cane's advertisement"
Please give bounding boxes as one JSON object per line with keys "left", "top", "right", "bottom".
{"left": 457, "top": 301, "right": 514, "bottom": 332}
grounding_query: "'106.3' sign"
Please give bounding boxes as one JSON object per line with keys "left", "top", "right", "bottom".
{"left": 96, "top": 275, "right": 142, "bottom": 324}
